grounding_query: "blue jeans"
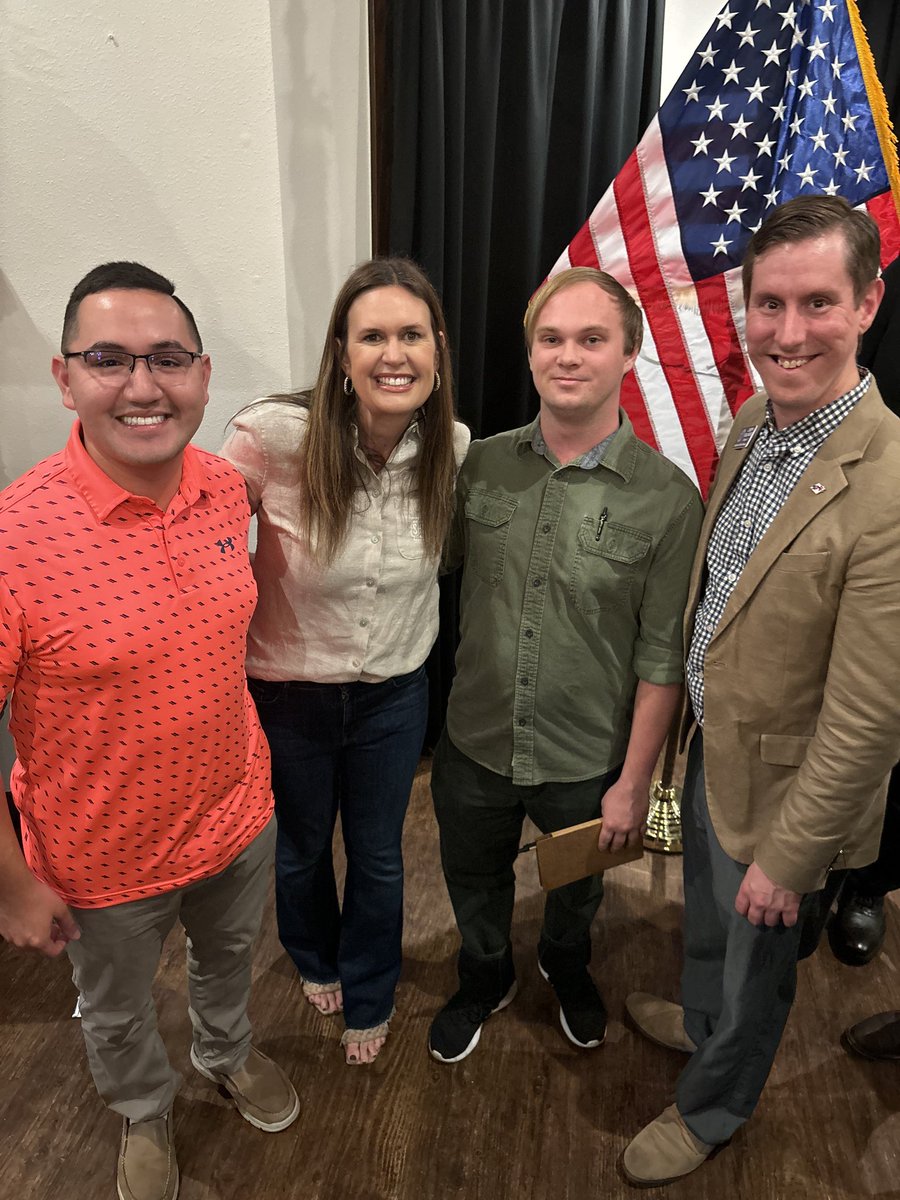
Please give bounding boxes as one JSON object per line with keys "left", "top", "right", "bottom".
{"left": 248, "top": 666, "right": 428, "bottom": 1034}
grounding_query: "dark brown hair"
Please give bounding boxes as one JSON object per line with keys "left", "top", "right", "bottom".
{"left": 742, "top": 195, "right": 881, "bottom": 303}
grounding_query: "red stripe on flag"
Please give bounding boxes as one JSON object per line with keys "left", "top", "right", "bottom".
{"left": 613, "top": 156, "right": 718, "bottom": 488}
{"left": 567, "top": 219, "right": 602, "bottom": 270}
{"left": 620, "top": 372, "right": 659, "bottom": 450}
{"left": 867, "top": 192, "right": 900, "bottom": 266}
{"left": 694, "top": 275, "right": 755, "bottom": 419}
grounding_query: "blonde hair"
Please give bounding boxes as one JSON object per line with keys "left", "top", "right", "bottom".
{"left": 524, "top": 267, "right": 643, "bottom": 355}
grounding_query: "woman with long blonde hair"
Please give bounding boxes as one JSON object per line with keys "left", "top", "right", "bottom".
{"left": 223, "top": 258, "right": 468, "bottom": 1064}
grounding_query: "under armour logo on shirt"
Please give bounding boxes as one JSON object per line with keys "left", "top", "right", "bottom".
{"left": 216, "top": 537, "right": 235, "bottom": 553}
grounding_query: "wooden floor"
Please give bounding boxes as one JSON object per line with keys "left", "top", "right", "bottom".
{"left": 2, "top": 762, "right": 900, "bottom": 1199}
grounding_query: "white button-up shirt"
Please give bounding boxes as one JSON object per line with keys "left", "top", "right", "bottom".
{"left": 222, "top": 400, "right": 470, "bottom": 683}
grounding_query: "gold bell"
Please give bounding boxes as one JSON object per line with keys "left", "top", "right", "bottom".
{"left": 644, "top": 779, "right": 683, "bottom": 854}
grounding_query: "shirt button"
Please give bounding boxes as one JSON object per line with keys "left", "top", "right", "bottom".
{"left": 524, "top": 629, "right": 533, "bottom": 639}
{"left": 352, "top": 659, "right": 361, "bottom": 668}
{"left": 532, "top": 577, "right": 542, "bottom": 587}
{"left": 366, "top": 578, "right": 376, "bottom": 587}
{"left": 520, "top": 676, "right": 529, "bottom": 686}
{"left": 742, "top": 519, "right": 751, "bottom": 529}
{"left": 762, "top": 462, "right": 773, "bottom": 472}
{"left": 518, "top": 718, "right": 527, "bottom": 727}
{"left": 371, "top": 534, "right": 380, "bottom": 544}
{"left": 542, "top": 523, "right": 551, "bottom": 533}
{"left": 727, "top": 572, "right": 737, "bottom": 583}
{"left": 359, "top": 617, "right": 369, "bottom": 627}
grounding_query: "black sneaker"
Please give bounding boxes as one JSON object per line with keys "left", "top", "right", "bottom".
{"left": 428, "top": 981, "right": 518, "bottom": 1063}
{"left": 538, "top": 961, "right": 606, "bottom": 1048}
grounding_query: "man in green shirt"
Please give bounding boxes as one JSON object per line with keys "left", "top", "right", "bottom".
{"left": 429, "top": 267, "right": 702, "bottom": 1064}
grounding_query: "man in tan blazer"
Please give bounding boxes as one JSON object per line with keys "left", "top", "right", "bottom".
{"left": 621, "top": 195, "right": 900, "bottom": 1186}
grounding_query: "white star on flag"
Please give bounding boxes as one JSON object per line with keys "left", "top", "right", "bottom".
{"left": 854, "top": 160, "right": 873, "bottom": 182}
{"left": 740, "top": 167, "right": 762, "bottom": 190}
{"left": 682, "top": 79, "right": 702, "bottom": 103}
{"left": 698, "top": 42, "right": 718, "bottom": 67}
{"left": 700, "top": 183, "right": 722, "bottom": 206}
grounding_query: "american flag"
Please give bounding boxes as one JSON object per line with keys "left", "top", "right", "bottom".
{"left": 551, "top": 0, "right": 900, "bottom": 495}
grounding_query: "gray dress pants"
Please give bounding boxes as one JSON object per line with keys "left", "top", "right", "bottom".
{"left": 66, "top": 818, "right": 275, "bottom": 1123}
{"left": 676, "top": 734, "right": 817, "bottom": 1145}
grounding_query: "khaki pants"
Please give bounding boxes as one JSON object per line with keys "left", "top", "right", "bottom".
{"left": 66, "top": 819, "right": 275, "bottom": 1123}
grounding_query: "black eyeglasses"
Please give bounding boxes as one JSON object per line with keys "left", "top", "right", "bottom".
{"left": 63, "top": 349, "right": 202, "bottom": 378}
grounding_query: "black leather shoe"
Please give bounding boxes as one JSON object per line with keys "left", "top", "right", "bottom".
{"left": 827, "top": 889, "right": 886, "bottom": 966}
{"left": 841, "top": 1011, "right": 900, "bottom": 1060}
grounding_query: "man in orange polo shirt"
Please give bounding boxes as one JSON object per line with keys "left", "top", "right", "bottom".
{"left": 0, "top": 262, "right": 299, "bottom": 1200}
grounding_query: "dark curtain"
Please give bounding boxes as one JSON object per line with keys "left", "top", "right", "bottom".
{"left": 857, "top": 0, "right": 900, "bottom": 129}
{"left": 386, "top": 0, "right": 664, "bottom": 438}
{"left": 380, "top": 0, "right": 664, "bottom": 747}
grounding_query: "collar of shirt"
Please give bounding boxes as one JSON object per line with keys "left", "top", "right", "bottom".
{"left": 756, "top": 369, "right": 871, "bottom": 458}
{"left": 350, "top": 415, "right": 422, "bottom": 472}
{"left": 516, "top": 412, "right": 635, "bottom": 478}
{"left": 63, "top": 419, "right": 209, "bottom": 522}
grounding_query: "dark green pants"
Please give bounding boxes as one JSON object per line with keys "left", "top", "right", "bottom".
{"left": 431, "top": 730, "right": 620, "bottom": 966}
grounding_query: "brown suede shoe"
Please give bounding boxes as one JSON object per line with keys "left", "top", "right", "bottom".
{"left": 622, "top": 1105, "right": 717, "bottom": 1186}
{"left": 191, "top": 1045, "right": 300, "bottom": 1132}
{"left": 117, "top": 1112, "right": 178, "bottom": 1200}
{"left": 625, "top": 992, "right": 697, "bottom": 1053}
{"left": 841, "top": 1010, "right": 900, "bottom": 1061}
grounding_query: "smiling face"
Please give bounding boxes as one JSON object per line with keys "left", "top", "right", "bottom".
{"left": 744, "top": 230, "right": 883, "bottom": 428}
{"left": 340, "top": 285, "right": 439, "bottom": 437}
{"left": 527, "top": 280, "right": 637, "bottom": 430}
{"left": 52, "top": 288, "right": 211, "bottom": 502}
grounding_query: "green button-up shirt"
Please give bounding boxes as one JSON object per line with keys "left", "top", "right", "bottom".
{"left": 445, "top": 413, "right": 703, "bottom": 785}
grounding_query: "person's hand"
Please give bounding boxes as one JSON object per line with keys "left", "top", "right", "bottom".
{"left": 734, "top": 862, "right": 802, "bottom": 928}
{"left": 597, "top": 777, "right": 649, "bottom": 852}
{"left": 0, "top": 871, "right": 80, "bottom": 957}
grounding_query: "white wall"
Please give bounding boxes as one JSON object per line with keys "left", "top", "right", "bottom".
{"left": 0, "top": 0, "right": 370, "bottom": 775}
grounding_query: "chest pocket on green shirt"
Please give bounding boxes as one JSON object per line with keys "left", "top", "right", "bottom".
{"left": 569, "top": 517, "right": 652, "bottom": 615}
{"left": 464, "top": 490, "right": 518, "bottom": 587}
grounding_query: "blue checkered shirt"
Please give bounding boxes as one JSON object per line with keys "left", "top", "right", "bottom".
{"left": 686, "top": 371, "right": 871, "bottom": 725}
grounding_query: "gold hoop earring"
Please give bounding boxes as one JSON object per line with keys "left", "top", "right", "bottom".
{"left": 343, "top": 375, "right": 353, "bottom": 396}
{"left": 433, "top": 371, "right": 441, "bottom": 393}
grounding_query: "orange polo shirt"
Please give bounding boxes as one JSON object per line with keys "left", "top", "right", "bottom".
{"left": 0, "top": 422, "right": 273, "bottom": 908}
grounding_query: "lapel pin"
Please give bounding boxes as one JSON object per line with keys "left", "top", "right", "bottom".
{"left": 810, "top": 483, "right": 826, "bottom": 495}
{"left": 734, "top": 426, "right": 757, "bottom": 449}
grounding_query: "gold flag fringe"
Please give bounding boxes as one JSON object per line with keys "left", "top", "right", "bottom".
{"left": 847, "top": 0, "right": 900, "bottom": 221}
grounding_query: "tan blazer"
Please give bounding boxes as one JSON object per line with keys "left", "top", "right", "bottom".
{"left": 682, "top": 381, "right": 900, "bottom": 893}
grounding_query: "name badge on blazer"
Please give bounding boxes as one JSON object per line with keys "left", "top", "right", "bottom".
{"left": 734, "top": 425, "right": 758, "bottom": 450}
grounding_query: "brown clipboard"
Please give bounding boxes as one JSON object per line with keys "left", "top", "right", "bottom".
{"left": 529, "top": 818, "right": 643, "bottom": 890}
